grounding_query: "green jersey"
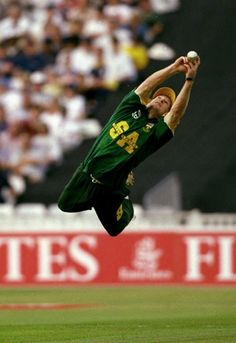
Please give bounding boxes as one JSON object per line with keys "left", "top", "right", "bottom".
{"left": 82, "top": 89, "right": 173, "bottom": 189}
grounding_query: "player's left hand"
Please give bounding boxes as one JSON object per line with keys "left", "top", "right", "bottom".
{"left": 185, "top": 56, "right": 201, "bottom": 79}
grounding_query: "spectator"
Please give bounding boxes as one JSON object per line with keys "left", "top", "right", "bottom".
{"left": 150, "top": 0, "right": 181, "bottom": 14}
{"left": 103, "top": 0, "right": 136, "bottom": 25}
{"left": 82, "top": 6, "right": 109, "bottom": 40}
{"left": 0, "top": 3, "right": 31, "bottom": 43}
{"left": 42, "top": 69, "right": 63, "bottom": 98}
{"left": 59, "top": 83, "right": 88, "bottom": 149}
{"left": 3, "top": 130, "right": 62, "bottom": 183}
{"left": 29, "top": 71, "right": 52, "bottom": 106}
{"left": 40, "top": 98, "right": 64, "bottom": 139}
{"left": 122, "top": 34, "right": 149, "bottom": 72}
{"left": 61, "top": 19, "right": 82, "bottom": 47}
{"left": 104, "top": 36, "right": 137, "bottom": 89}
{"left": 60, "top": 83, "right": 86, "bottom": 121}
{"left": 69, "top": 38, "right": 98, "bottom": 76}
{"left": 135, "top": 0, "right": 164, "bottom": 45}
{"left": 0, "top": 168, "right": 15, "bottom": 204}
{"left": 10, "top": 38, "right": 53, "bottom": 72}
{"left": 0, "top": 80, "right": 25, "bottom": 123}
{"left": 0, "top": 105, "right": 8, "bottom": 133}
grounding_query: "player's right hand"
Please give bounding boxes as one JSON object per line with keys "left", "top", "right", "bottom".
{"left": 173, "top": 56, "right": 188, "bottom": 73}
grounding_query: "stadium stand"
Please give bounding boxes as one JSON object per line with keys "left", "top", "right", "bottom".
{"left": 1, "top": 202, "right": 236, "bottom": 232}
{"left": 0, "top": 0, "right": 235, "bottom": 216}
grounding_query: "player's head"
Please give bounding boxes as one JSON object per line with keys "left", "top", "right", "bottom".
{"left": 147, "top": 87, "right": 176, "bottom": 118}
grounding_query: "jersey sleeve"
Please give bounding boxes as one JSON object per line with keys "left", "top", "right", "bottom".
{"left": 153, "top": 117, "right": 173, "bottom": 148}
{"left": 108, "top": 89, "right": 143, "bottom": 121}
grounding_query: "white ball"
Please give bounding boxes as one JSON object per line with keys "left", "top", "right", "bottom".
{"left": 187, "top": 50, "right": 198, "bottom": 62}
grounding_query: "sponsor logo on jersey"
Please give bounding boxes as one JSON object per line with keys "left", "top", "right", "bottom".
{"left": 143, "top": 122, "right": 154, "bottom": 132}
{"left": 131, "top": 110, "right": 141, "bottom": 119}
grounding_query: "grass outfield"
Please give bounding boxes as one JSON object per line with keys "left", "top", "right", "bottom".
{"left": 0, "top": 286, "right": 235, "bottom": 343}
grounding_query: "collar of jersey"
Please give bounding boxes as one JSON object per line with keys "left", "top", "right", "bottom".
{"left": 148, "top": 117, "right": 158, "bottom": 123}
{"left": 140, "top": 104, "right": 158, "bottom": 123}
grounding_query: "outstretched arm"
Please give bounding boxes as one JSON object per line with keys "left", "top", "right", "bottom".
{"left": 164, "top": 56, "right": 201, "bottom": 133}
{"left": 135, "top": 57, "right": 188, "bottom": 105}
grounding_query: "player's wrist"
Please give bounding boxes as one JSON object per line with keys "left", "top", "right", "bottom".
{"left": 185, "top": 77, "right": 194, "bottom": 82}
{"left": 169, "top": 63, "right": 178, "bottom": 75}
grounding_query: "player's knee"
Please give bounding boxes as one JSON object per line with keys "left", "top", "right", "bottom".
{"left": 58, "top": 199, "right": 69, "bottom": 212}
{"left": 107, "top": 231, "right": 120, "bottom": 237}
{"left": 58, "top": 194, "right": 74, "bottom": 212}
{"left": 105, "top": 226, "right": 124, "bottom": 237}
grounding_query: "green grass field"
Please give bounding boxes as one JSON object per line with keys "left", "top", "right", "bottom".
{"left": 0, "top": 286, "right": 235, "bottom": 343}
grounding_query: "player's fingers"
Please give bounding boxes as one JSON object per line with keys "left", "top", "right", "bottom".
{"left": 196, "top": 56, "right": 201, "bottom": 65}
{"left": 176, "top": 56, "right": 185, "bottom": 65}
{"left": 184, "top": 62, "right": 191, "bottom": 70}
{"left": 187, "top": 60, "right": 198, "bottom": 69}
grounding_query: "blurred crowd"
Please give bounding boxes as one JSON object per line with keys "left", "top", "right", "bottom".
{"left": 0, "top": 0, "right": 180, "bottom": 204}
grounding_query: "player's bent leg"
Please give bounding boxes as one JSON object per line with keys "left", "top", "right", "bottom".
{"left": 58, "top": 189, "right": 92, "bottom": 213}
{"left": 58, "top": 171, "right": 94, "bottom": 213}
{"left": 111, "top": 198, "right": 134, "bottom": 236}
{"left": 94, "top": 194, "right": 134, "bottom": 237}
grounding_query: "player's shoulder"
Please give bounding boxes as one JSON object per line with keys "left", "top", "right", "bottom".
{"left": 124, "top": 88, "right": 140, "bottom": 102}
{"left": 116, "top": 88, "right": 142, "bottom": 110}
{"left": 134, "top": 88, "right": 151, "bottom": 106}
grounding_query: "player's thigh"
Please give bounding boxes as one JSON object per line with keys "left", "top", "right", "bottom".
{"left": 58, "top": 171, "right": 93, "bottom": 212}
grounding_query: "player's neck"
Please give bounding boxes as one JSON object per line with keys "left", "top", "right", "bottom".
{"left": 147, "top": 107, "right": 161, "bottom": 120}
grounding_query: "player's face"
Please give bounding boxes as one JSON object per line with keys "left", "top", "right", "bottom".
{"left": 147, "top": 95, "right": 172, "bottom": 117}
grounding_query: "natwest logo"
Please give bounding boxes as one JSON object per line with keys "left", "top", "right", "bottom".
{"left": 0, "top": 235, "right": 99, "bottom": 283}
{"left": 118, "top": 237, "right": 173, "bottom": 281}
